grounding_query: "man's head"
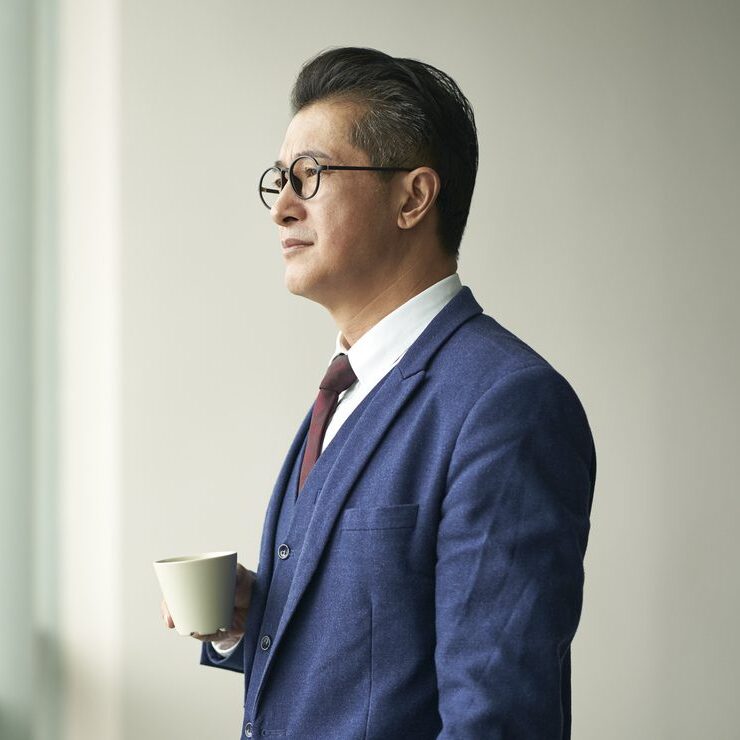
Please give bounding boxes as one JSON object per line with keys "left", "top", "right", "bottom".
{"left": 266, "top": 47, "right": 478, "bottom": 315}
{"left": 289, "top": 47, "right": 479, "bottom": 258}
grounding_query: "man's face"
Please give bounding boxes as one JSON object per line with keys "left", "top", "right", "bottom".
{"left": 271, "top": 100, "right": 403, "bottom": 311}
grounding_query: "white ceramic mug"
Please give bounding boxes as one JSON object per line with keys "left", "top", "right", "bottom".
{"left": 153, "top": 551, "right": 237, "bottom": 635}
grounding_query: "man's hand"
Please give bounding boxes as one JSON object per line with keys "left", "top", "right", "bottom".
{"left": 160, "top": 563, "right": 256, "bottom": 649}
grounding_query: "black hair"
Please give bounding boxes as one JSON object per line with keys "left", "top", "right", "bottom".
{"left": 290, "top": 47, "right": 478, "bottom": 258}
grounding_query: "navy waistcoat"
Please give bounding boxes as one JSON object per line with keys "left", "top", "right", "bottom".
{"left": 243, "top": 379, "right": 383, "bottom": 720}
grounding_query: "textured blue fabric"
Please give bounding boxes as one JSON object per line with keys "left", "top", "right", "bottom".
{"left": 201, "top": 286, "right": 597, "bottom": 739}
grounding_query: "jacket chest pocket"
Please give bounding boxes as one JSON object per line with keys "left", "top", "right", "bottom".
{"left": 340, "top": 503, "right": 419, "bottom": 531}
{"left": 338, "top": 504, "right": 422, "bottom": 592}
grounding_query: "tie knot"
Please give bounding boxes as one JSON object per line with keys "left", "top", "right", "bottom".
{"left": 319, "top": 353, "right": 357, "bottom": 394}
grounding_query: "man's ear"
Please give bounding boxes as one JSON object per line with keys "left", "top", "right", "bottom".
{"left": 397, "top": 167, "right": 441, "bottom": 230}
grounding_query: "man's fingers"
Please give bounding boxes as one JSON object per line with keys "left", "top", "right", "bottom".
{"left": 160, "top": 599, "right": 174, "bottom": 629}
{"left": 234, "top": 566, "right": 256, "bottom": 610}
{"left": 190, "top": 629, "right": 228, "bottom": 642}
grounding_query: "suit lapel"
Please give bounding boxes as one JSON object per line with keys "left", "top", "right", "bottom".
{"left": 253, "top": 286, "right": 483, "bottom": 702}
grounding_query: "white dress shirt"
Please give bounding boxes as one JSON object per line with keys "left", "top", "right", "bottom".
{"left": 321, "top": 272, "right": 462, "bottom": 451}
{"left": 212, "top": 272, "right": 463, "bottom": 656}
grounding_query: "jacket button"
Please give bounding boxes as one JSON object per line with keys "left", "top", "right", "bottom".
{"left": 244, "top": 722, "right": 253, "bottom": 737}
{"left": 260, "top": 634, "right": 271, "bottom": 651}
{"left": 277, "top": 543, "right": 290, "bottom": 560}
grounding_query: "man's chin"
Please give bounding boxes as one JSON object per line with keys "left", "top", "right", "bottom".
{"left": 284, "top": 273, "right": 333, "bottom": 311}
{"left": 283, "top": 271, "right": 315, "bottom": 301}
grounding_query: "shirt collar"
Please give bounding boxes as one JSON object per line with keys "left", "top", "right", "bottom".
{"left": 328, "top": 273, "right": 463, "bottom": 389}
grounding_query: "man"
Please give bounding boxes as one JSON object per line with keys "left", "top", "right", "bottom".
{"left": 161, "top": 47, "right": 596, "bottom": 739}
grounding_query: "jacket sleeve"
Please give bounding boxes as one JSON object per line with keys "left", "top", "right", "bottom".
{"left": 434, "top": 364, "right": 596, "bottom": 739}
{"left": 200, "top": 636, "right": 245, "bottom": 674}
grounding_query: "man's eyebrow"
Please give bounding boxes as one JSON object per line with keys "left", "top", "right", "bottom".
{"left": 274, "top": 149, "right": 333, "bottom": 167}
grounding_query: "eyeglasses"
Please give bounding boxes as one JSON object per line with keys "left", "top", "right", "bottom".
{"left": 258, "top": 155, "right": 413, "bottom": 209}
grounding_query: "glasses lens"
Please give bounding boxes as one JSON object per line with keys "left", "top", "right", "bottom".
{"left": 259, "top": 167, "right": 283, "bottom": 209}
{"left": 290, "top": 156, "right": 320, "bottom": 200}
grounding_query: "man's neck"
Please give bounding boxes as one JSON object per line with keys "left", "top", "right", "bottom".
{"left": 334, "top": 261, "right": 457, "bottom": 349}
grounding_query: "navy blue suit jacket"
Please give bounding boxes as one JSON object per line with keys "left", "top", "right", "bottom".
{"left": 202, "top": 286, "right": 596, "bottom": 739}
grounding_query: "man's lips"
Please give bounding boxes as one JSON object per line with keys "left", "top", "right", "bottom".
{"left": 282, "top": 239, "right": 313, "bottom": 252}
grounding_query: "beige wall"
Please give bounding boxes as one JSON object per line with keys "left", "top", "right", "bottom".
{"left": 17, "top": 1, "right": 739, "bottom": 738}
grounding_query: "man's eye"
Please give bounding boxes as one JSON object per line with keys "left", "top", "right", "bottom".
{"left": 304, "top": 167, "right": 318, "bottom": 178}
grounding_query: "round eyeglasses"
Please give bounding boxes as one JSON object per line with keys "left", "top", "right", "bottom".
{"left": 258, "top": 155, "right": 414, "bottom": 209}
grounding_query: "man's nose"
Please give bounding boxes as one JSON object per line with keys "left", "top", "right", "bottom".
{"left": 271, "top": 181, "right": 305, "bottom": 225}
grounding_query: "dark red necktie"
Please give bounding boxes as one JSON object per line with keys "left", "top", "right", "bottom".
{"left": 298, "top": 353, "right": 357, "bottom": 493}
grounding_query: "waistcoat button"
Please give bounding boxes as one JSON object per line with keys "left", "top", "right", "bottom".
{"left": 245, "top": 721, "right": 253, "bottom": 737}
{"left": 260, "top": 634, "right": 272, "bottom": 651}
{"left": 278, "top": 543, "right": 290, "bottom": 560}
